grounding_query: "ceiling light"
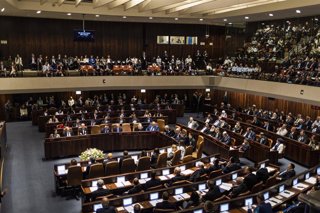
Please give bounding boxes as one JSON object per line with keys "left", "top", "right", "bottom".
{"left": 67, "top": 13, "right": 72, "bottom": 16}
{"left": 1, "top": 8, "right": 5, "bottom": 12}
{"left": 36, "top": 10, "right": 41, "bottom": 14}
{"left": 296, "top": 10, "right": 301, "bottom": 14}
{"left": 199, "top": 18, "right": 204, "bottom": 21}
{"left": 123, "top": 16, "right": 127, "bottom": 19}
{"left": 223, "top": 18, "right": 227, "bottom": 22}
{"left": 228, "top": 22, "right": 232, "bottom": 25}
{"left": 149, "top": 17, "right": 153, "bottom": 20}
{"left": 315, "top": 18, "right": 319, "bottom": 21}
{"left": 174, "top": 17, "right": 179, "bottom": 21}
{"left": 269, "top": 13, "right": 273, "bottom": 17}
{"left": 245, "top": 16, "right": 249, "bottom": 20}
{"left": 95, "top": 14, "right": 100, "bottom": 17}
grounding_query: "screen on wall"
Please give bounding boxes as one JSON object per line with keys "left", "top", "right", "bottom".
{"left": 73, "top": 30, "right": 95, "bottom": 41}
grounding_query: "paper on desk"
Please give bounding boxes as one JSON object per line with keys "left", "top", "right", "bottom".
{"left": 267, "top": 167, "right": 276, "bottom": 173}
{"left": 89, "top": 186, "right": 98, "bottom": 192}
{"left": 305, "top": 177, "right": 317, "bottom": 184}
{"left": 180, "top": 193, "right": 191, "bottom": 199}
{"left": 279, "top": 190, "right": 294, "bottom": 198}
{"left": 220, "top": 183, "right": 233, "bottom": 191}
{"left": 150, "top": 199, "right": 163, "bottom": 207}
{"left": 139, "top": 179, "right": 147, "bottom": 184}
{"left": 173, "top": 195, "right": 184, "bottom": 201}
{"left": 269, "top": 197, "right": 282, "bottom": 203}
{"left": 115, "top": 182, "right": 124, "bottom": 188}
{"left": 181, "top": 169, "right": 194, "bottom": 176}
{"left": 125, "top": 206, "right": 134, "bottom": 212}
{"left": 58, "top": 170, "right": 67, "bottom": 175}
{"left": 293, "top": 183, "right": 309, "bottom": 190}
{"left": 167, "top": 174, "right": 175, "bottom": 179}
{"left": 117, "top": 207, "right": 125, "bottom": 211}
{"left": 265, "top": 200, "right": 277, "bottom": 207}
{"left": 158, "top": 176, "right": 168, "bottom": 181}
{"left": 124, "top": 181, "right": 132, "bottom": 186}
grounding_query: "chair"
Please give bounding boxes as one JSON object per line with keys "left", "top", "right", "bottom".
{"left": 157, "top": 119, "right": 165, "bottom": 132}
{"left": 121, "top": 158, "right": 136, "bottom": 174}
{"left": 91, "top": 125, "right": 101, "bottom": 134}
{"left": 182, "top": 155, "right": 194, "bottom": 163}
{"left": 168, "top": 150, "right": 181, "bottom": 166}
{"left": 184, "top": 146, "right": 193, "bottom": 156}
{"left": 209, "top": 169, "right": 222, "bottom": 179}
{"left": 196, "top": 135, "right": 204, "bottom": 150}
{"left": 65, "top": 165, "right": 83, "bottom": 199}
{"left": 104, "top": 161, "right": 120, "bottom": 176}
{"left": 111, "top": 123, "right": 118, "bottom": 132}
{"left": 136, "top": 156, "right": 151, "bottom": 171}
{"left": 192, "top": 141, "right": 204, "bottom": 159}
{"left": 156, "top": 152, "right": 168, "bottom": 168}
{"left": 182, "top": 129, "right": 188, "bottom": 136}
{"left": 264, "top": 171, "right": 279, "bottom": 187}
{"left": 251, "top": 181, "right": 263, "bottom": 193}
{"left": 154, "top": 209, "right": 176, "bottom": 213}
{"left": 88, "top": 163, "right": 104, "bottom": 179}
{"left": 230, "top": 138, "right": 236, "bottom": 146}
{"left": 147, "top": 184, "right": 163, "bottom": 191}
{"left": 267, "top": 138, "right": 273, "bottom": 148}
{"left": 122, "top": 123, "right": 132, "bottom": 132}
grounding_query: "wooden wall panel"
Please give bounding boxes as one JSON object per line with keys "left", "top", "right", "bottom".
{"left": 0, "top": 16, "right": 244, "bottom": 63}
{"left": 212, "top": 90, "right": 320, "bottom": 119}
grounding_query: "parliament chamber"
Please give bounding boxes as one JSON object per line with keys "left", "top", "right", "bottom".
{"left": 0, "top": 0, "right": 320, "bottom": 213}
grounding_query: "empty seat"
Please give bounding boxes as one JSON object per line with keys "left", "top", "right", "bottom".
{"left": 156, "top": 152, "right": 168, "bottom": 168}
{"left": 121, "top": 158, "right": 136, "bottom": 174}
{"left": 122, "top": 123, "right": 132, "bottom": 132}
{"left": 136, "top": 156, "right": 151, "bottom": 171}
{"left": 192, "top": 141, "right": 204, "bottom": 159}
{"left": 88, "top": 163, "right": 104, "bottom": 179}
{"left": 184, "top": 146, "right": 193, "bottom": 156}
{"left": 104, "top": 161, "right": 120, "bottom": 176}
{"left": 168, "top": 149, "right": 181, "bottom": 166}
{"left": 157, "top": 119, "right": 165, "bottom": 132}
{"left": 90, "top": 125, "right": 101, "bottom": 135}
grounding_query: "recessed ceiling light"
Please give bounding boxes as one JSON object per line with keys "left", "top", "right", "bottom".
{"left": 174, "top": 17, "right": 179, "bottom": 21}
{"left": 199, "top": 18, "right": 204, "bottom": 21}
{"left": 36, "top": 10, "right": 41, "bottom": 14}
{"left": 67, "top": 13, "right": 72, "bottom": 16}
{"left": 228, "top": 22, "right": 232, "bottom": 25}
{"left": 149, "top": 17, "right": 153, "bottom": 20}
{"left": 269, "top": 13, "right": 273, "bottom": 17}
{"left": 95, "top": 14, "right": 100, "bottom": 17}
{"left": 123, "top": 16, "right": 127, "bottom": 19}
{"left": 296, "top": 10, "right": 301, "bottom": 14}
{"left": 223, "top": 18, "right": 227, "bottom": 22}
{"left": 1, "top": 8, "right": 5, "bottom": 12}
{"left": 245, "top": 16, "right": 249, "bottom": 20}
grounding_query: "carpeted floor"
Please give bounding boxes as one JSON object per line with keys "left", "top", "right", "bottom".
{"left": 1, "top": 115, "right": 307, "bottom": 213}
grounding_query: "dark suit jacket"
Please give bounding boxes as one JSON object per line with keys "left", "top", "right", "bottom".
{"left": 243, "top": 173, "right": 258, "bottom": 190}
{"left": 112, "top": 127, "right": 122, "bottom": 133}
{"left": 256, "top": 168, "right": 269, "bottom": 183}
{"left": 202, "top": 185, "right": 222, "bottom": 201}
{"left": 91, "top": 188, "right": 111, "bottom": 201}
{"left": 127, "top": 184, "right": 143, "bottom": 194}
{"left": 168, "top": 174, "right": 186, "bottom": 186}
{"left": 155, "top": 200, "right": 176, "bottom": 210}
{"left": 247, "top": 202, "right": 272, "bottom": 213}
{"left": 207, "top": 164, "right": 221, "bottom": 173}
{"left": 164, "top": 129, "right": 175, "bottom": 137}
{"left": 144, "top": 178, "right": 161, "bottom": 190}
{"left": 150, "top": 153, "right": 159, "bottom": 167}
{"left": 279, "top": 169, "right": 296, "bottom": 180}
{"left": 223, "top": 163, "right": 241, "bottom": 173}
{"left": 96, "top": 206, "right": 116, "bottom": 213}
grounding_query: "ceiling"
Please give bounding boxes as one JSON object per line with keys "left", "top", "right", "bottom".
{"left": 0, "top": 0, "right": 319, "bottom": 25}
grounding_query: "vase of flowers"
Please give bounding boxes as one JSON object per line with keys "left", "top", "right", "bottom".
{"left": 79, "top": 148, "right": 104, "bottom": 161}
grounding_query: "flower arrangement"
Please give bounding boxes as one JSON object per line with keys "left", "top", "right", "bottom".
{"left": 79, "top": 148, "right": 104, "bottom": 161}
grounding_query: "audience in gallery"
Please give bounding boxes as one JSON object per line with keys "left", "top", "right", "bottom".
{"left": 95, "top": 197, "right": 116, "bottom": 213}
{"left": 0, "top": 49, "right": 211, "bottom": 77}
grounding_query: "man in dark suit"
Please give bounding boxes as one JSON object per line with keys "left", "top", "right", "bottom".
{"left": 86, "top": 157, "right": 97, "bottom": 178}
{"left": 150, "top": 148, "right": 160, "bottom": 168}
{"left": 229, "top": 167, "right": 258, "bottom": 198}
{"left": 101, "top": 125, "right": 110, "bottom": 134}
{"left": 90, "top": 179, "right": 111, "bottom": 201}
{"left": 112, "top": 124, "right": 122, "bottom": 133}
{"left": 165, "top": 167, "right": 186, "bottom": 187}
{"left": 103, "top": 153, "right": 114, "bottom": 164}
{"left": 256, "top": 167, "right": 269, "bottom": 183}
{"left": 259, "top": 132, "right": 268, "bottom": 145}
{"left": 202, "top": 180, "right": 222, "bottom": 201}
{"left": 164, "top": 125, "right": 174, "bottom": 137}
{"left": 96, "top": 197, "right": 116, "bottom": 213}
{"left": 243, "top": 127, "right": 256, "bottom": 141}
{"left": 144, "top": 170, "right": 161, "bottom": 190}
{"left": 119, "top": 150, "right": 131, "bottom": 170}
{"left": 221, "top": 131, "right": 231, "bottom": 145}
{"left": 63, "top": 126, "right": 73, "bottom": 137}
{"left": 206, "top": 158, "right": 222, "bottom": 173}
{"left": 248, "top": 193, "right": 272, "bottom": 213}
{"left": 278, "top": 163, "right": 296, "bottom": 181}
{"left": 78, "top": 123, "right": 88, "bottom": 135}
{"left": 127, "top": 178, "right": 143, "bottom": 194}
{"left": 189, "top": 162, "right": 207, "bottom": 182}
{"left": 297, "top": 130, "right": 308, "bottom": 144}
{"left": 263, "top": 121, "right": 273, "bottom": 132}
{"left": 155, "top": 191, "right": 176, "bottom": 210}
{"left": 146, "top": 121, "right": 160, "bottom": 132}
{"left": 223, "top": 157, "right": 241, "bottom": 173}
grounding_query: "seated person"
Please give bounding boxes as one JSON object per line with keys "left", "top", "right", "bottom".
{"left": 188, "top": 117, "right": 199, "bottom": 129}
{"left": 185, "top": 132, "right": 196, "bottom": 150}
{"left": 165, "top": 167, "right": 186, "bottom": 187}
{"left": 146, "top": 121, "right": 159, "bottom": 132}
{"left": 133, "top": 204, "right": 141, "bottom": 213}
{"left": 19, "top": 104, "right": 28, "bottom": 118}
{"left": 163, "top": 125, "right": 174, "bottom": 137}
{"left": 243, "top": 127, "right": 256, "bottom": 141}
{"left": 101, "top": 125, "right": 110, "bottom": 134}
{"left": 126, "top": 178, "right": 143, "bottom": 194}
{"left": 287, "top": 127, "right": 297, "bottom": 140}
{"left": 204, "top": 201, "right": 215, "bottom": 213}
{"left": 276, "top": 124, "right": 288, "bottom": 136}
{"left": 204, "top": 114, "right": 213, "bottom": 123}
{"left": 144, "top": 170, "right": 161, "bottom": 190}
{"left": 86, "top": 157, "right": 98, "bottom": 178}
{"left": 236, "top": 138, "right": 250, "bottom": 152}
{"left": 78, "top": 123, "right": 88, "bottom": 135}
{"left": 112, "top": 123, "right": 122, "bottom": 133}
{"left": 90, "top": 179, "right": 111, "bottom": 201}
{"left": 270, "top": 138, "right": 285, "bottom": 154}
{"left": 155, "top": 191, "right": 176, "bottom": 210}
{"left": 202, "top": 180, "right": 222, "bottom": 201}
{"left": 178, "top": 140, "right": 186, "bottom": 159}
{"left": 135, "top": 123, "right": 145, "bottom": 131}
{"left": 277, "top": 163, "right": 296, "bottom": 181}
{"left": 256, "top": 167, "right": 269, "bottom": 184}
{"left": 222, "top": 157, "right": 241, "bottom": 173}
{"left": 103, "top": 153, "right": 114, "bottom": 163}
{"left": 259, "top": 132, "right": 268, "bottom": 145}
{"left": 212, "top": 128, "right": 222, "bottom": 141}
{"left": 189, "top": 162, "right": 207, "bottom": 182}
{"left": 119, "top": 150, "right": 131, "bottom": 169}
{"left": 220, "top": 131, "right": 231, "bottom": 145}
{"left": 206, "top": 158, "right": 222, "bottom": 173}
{"left": 297, "top": 130, "right": 308, "bottom": 144}
{"left": 150, "top": 148, "right": 160, "bottom": 168}
{"left": 96, "top": 197, "right": 116, "bottom": 213}
{"left": 182, "top": 191, "right": 200, "bottom": 209}
{"left": 247, "top": 193, "right": 272, "bottom": 213}
{"left": 232, "top": 121, "right": 242, "bottom": 133}
{"left": 229, "top": 167, "right": 258, "bottom": 198}
{"left": 167, "top": 144, "right": 178, "bottom": 161}
{"left": 200, "top": 122, "right": 210, "bottom": 134}
{"left": 63, "top": 126, "right": 73, "bottom": 137}
{"left": 50, "top": 129, "right": 61, "bottom": 138}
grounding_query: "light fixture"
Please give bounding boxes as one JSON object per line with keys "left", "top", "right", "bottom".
{"left": 315, "top": 18, "right": 319, "bottom": 21}
{"left": 1, "top": 8, "right": 5, "bottom": 12}
{"left": 199, "top": 18, "right": 204, "bottom": 21}
{"left": 269, "top": 13, "right": 273, "bottom": 17}
{"left": 228, "top": 22, "right": 232, "bottom": 25}
{"left": 245, "top": 16, "right": 249, "bottom": 20}
{"left": 205, "top": 25, "right": 209, "bottom": 38}
{"left": 149, "top": 17, "right": 153, "bottom": 20}
{"left": 36, "top": 10, "right": 41, "bottom": 14}
{"left": 174, "top": 17, "right": 179, "bottom": 21}
{"left": 205, "top": 88, "right": 211, "bottom": 92}
{"left": 95, "top": 14, "right": 100, "bottom": 17}
{"left": 67, "top": 13, "right": 72, "bottom": 16}
{"left": 141, "top": 89, "right": 146, "bottom": 93}
{"left": 223, "top": 18, "right": 227, "bottom": 22}
{"left": 76, "top": 91, "right": 82, "bottom": 95}
{"left": 296, "top": 10, "right": 301, "bottom": 14}
{"left": 123, "top": 16, "right": 127, "bottom": 19}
